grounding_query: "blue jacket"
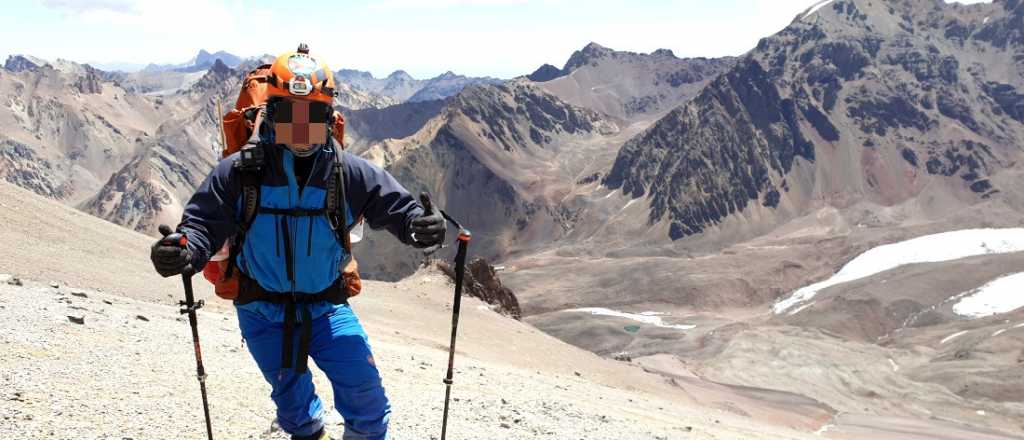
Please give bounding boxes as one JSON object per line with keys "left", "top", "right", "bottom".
{"left": 178, "top": 144, "right": 423, "bottom": 321}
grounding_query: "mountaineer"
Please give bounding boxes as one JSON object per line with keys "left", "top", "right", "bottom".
{"left": 150, "top": 44, "right": 445, "bottom": 440}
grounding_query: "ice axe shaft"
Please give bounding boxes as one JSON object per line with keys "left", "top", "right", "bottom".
{"left": 159, "top": 225, "right": 214, "bottom": 440}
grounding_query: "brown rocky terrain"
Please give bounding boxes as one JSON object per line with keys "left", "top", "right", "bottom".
{"left": 4, "top": 180, "right": 1019, "bottom": 439}
{"left": 341, "top": 98, "right": 445, "bottom": 149}
{"left": 534, "top": 42, "right": 735, "bottom": 121}
{"left": 0, "top": 55, "right": 162, "bottom": 203}
{"left": 2, "top": 2, "right": 1023, "bottom": 438}
{"left": 1, "top": 181, "right": 838, "bottom": 440}
{"left": 497, "top": 3, "right": 1024, "bottom": 436}
{"left": 604, "top": 0, "right": 1024, "bottom": 243}
{"left": 437, "top": 258, "right": 522, "bottom": 319}
{"left": 350, "top": 79, "right": 625, "bottom": 280}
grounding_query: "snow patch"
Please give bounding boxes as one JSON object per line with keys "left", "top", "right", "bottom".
{"left": 774, "top": 229, "right": 1024, "bottom": 314}
{"left": 983, "top": 16, "right": 990, "bottom": 25}
{"left": 814, "top": 423, "right": 834, "bottom": 436}
{"left": 992, "top": 328, "right": 1008, "bottom": 337}
{"left": 888, "top": 358, "right": 900, "bottom": 372}
{"left": 941, "top": 330, "right": 968, "bottom": 345}
{"left": 952, "top": 272, "right": 1024, "bottom": 318}
{"left": 564, "top": 308, "right": 696, "bottom": 330}
{"left": 803, "top": 0, "right": 836, "bottom": 20}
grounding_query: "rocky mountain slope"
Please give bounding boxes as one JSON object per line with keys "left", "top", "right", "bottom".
{"left": 604, "top": 0, "right": 1024, "bottom": 242}
{"left": 532, "top": 43, "right": 735, "bottom": 121}
{"left": 0, "top": 182, "right": 212, "bottom": 301}
{"left": 13, "top": 180, "right": 1020, "bottom": 439}
{"left": 496, "top": 2, "right": 1024, "bottom": 436}
{"left": 0, "top": 181, "right": 833, "bottom": 440}
{"left": 347, "top": 43, "right": 735, "bottom": 279}
{"left": 341, "top": 98, "right": 445, "bottom": 148}
{"left": 337, "top": 68, "right": 504, "bottom": 103}
{"left": 351, "top": 80, "right": 624, "bottom": 279}
{"left": 78, "top": 60, "right": 239, "bottom": 233}
{"left": 0, "top": 56, "right": 162, "bottom": 204}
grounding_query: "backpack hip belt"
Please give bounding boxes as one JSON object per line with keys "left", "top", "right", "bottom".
{"left": 235, "top": 271, "right": 349, "bottom": 374}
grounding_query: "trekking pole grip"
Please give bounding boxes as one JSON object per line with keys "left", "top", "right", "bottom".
{"left": 159, "top": 224, "right": 195, "bottom": 276}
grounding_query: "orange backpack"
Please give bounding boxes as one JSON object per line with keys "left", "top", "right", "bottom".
{"left": 201, "top": 64, "right": 362, "bottom": 300}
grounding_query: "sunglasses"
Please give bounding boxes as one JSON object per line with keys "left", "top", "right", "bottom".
{"left": 271, "top": 99, "right": 332, "bottom": 147}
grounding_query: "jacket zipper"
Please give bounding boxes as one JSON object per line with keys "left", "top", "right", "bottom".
{"left": 298, "top": 152, "right": 321, "bottom": 258}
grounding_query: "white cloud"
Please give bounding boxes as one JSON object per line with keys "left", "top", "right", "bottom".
{"left": 367, "top": 0, "right": 532, "bottom": 8}
{"left": 40, "top": 0, "right": 138, "bottom": 14}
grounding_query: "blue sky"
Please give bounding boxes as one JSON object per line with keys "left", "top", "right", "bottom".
{"left": 1, "top": 0, "right": 993, "bottom": 79}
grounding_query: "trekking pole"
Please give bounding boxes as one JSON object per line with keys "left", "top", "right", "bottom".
{"left": 418, "top": 195, "right": 471, "bottom": 440}
{"left": 215, "top": 98, "right": 227, "bottom": 157}
{"left": 158, "top": 225, "right": 214, "bottom": 440}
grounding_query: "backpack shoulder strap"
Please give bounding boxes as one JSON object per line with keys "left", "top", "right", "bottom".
{"left": 326, "top": 145, "right": 352, "bottom": 254}
{"left": 224, "top": 113, "right": 268, "bottom": 279}
{"left": 236, "top": 109, "right": 268, "bottom": 232}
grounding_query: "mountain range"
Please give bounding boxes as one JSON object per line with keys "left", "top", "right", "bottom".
{"left": 2, "top": 0, "right": 1024, "bottom": 437}
{"left": 337, "top": 68, "right": 505, "bottom": 102}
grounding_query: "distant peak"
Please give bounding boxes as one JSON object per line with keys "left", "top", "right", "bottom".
{"left": 210, "top": 59, "right": 231, "bottom": 75}
{"left": 564, "top": 42, "right": 614, "bottom": 73}
{"left": 192, "top": 49, "right": 242, "bottom": 68}
{"left": 388, "top": 70, "right": 414, "bottom": 80}
{"left": 437, "top": 70, "right": 459, "bottom": 79}
{"left": 527, "top": 63, "right": 564, "bottom": 82}
{"left": 651, "top": 48, "right": 676, "bottom": 58}
{"left": 4, "top": 54, "right": 50, "bottom": 72}
{"left": 339, "top": 68, "right": 375, "bottom": 80}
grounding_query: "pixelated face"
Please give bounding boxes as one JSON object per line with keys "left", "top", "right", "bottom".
{"left": 272, "top": 99, "right": 330, "bottom": 152}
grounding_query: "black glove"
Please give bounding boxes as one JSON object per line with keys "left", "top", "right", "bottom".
{"left": 410, "top": 194, "right": 446, "bottom": 249}
{"left": 151, "top": 225, "right": 193, "bottom": 278}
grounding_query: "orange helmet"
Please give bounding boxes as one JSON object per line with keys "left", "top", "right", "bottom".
{"left": 267, "top": 43, "right": 336, "bottom": 104}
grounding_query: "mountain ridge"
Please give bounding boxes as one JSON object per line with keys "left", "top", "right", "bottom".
{"left": 604, "top": 0, "right": 1024, "bottom": 241}
{"left": 337, "top": 68, "right": 504, "bottom": 102}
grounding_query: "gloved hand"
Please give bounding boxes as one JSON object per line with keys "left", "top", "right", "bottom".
{"left": 410, "top": 194, "right": 446, "bottom": 249}
{"left": 151, "top": 225, "right": 193, "bottom": 278}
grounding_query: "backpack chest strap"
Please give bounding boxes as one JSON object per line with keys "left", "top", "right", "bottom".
{"left": 258, "top": 207, "right": 327, "bottom": 217}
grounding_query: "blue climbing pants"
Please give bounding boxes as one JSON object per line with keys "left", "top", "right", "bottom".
{"left": 237, "top": 304, "right": 391, "bottom": 439}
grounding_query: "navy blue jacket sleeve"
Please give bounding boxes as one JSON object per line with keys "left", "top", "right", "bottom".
{"left": 177, "top": 156, "right": 241, "bottom": 269}
{"left": 343, "top": 152, "right": 423, "bottom": 245}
